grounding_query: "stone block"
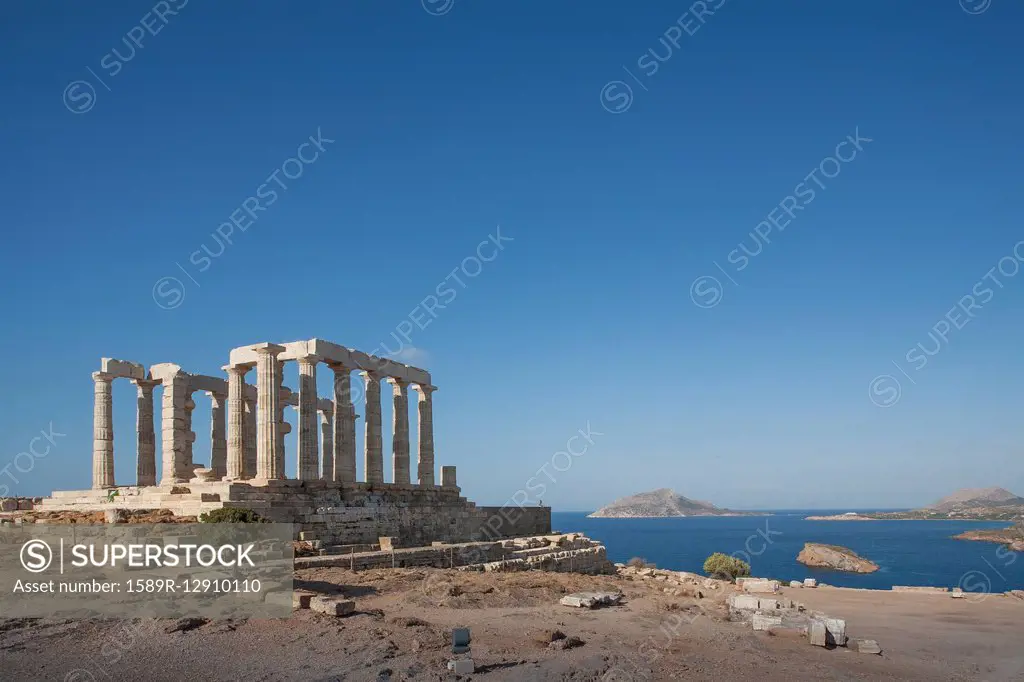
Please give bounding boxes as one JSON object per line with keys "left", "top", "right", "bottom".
{"left": 790, "top": 580, "right": 803, "bottom": 588}
{"left": 857, "top": 639, "right": 882, "bottom": 654}
{"left": 809, "top": 620, "right": 827, "bottom": 647}
{"left": 101, "top": 358, "right": 146, "bottom": 380}
{"left": 310, "top": 596, "right": 355, "bottom": 616}
{"left": 803, "top": 578, "right": 817, "bottom": 588}
{"left": 891, "top": 585, "right": 947, "bottom": 593}
{"left": 752, "top": 613, "right": 783, "bottom": 631}
{"left": 729, "top": 594, "right": 760, "bottom": 611}
{"left": 379, "top": 536, "right": 398, "bottom": 551}
{"left": 447, "top": 659, "right": 474, "bottom": 674}
{"left": 824, "top": 618, "right": 847, "bottom": 647}
{"left": 742, "top": 578, "right": 780, "bottom": 594}
{"left": 293, "top": 591, "right": 315, "bottom": 609}
{"left": 559, "top": 591, "right": 621, "bottom": 608}
{"left": 951, "top": 588, "right": 965, "bottom": 599}
{"left": 1, "top": 499, "right": 18, "bottom": 512}
{"left": 17, "top": 500, "right": 33, "bottom": 510}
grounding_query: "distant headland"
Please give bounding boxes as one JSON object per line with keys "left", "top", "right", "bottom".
{"left": 804, "top": 487, "right": 1024, "bottom": 522}
{"left": 588, "top": 488, "right": 762, "bottom": 518}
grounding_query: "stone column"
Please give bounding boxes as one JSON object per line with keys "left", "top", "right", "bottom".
{"left": 413, "top": 384, "right": 436, "bottom": 486}
{"left": 361, "top": 371, "right": 383, "bottom": 484}
{"left": 296, "top": 356, "right": 320, "bottom": 481}
{"left": 330, "top": 364, "right": 356, "bottom": 483}
{"left": 183, "top": 394, "right": 196, "bottom": 471}
{"left": 208, "top": 390, "right": 227, "bottom": 478}
{"left": 277, "top": 376, "right": 290, "bottom": 478}
{"left": 92, "top": 371, "right": 115, "bottom": 489}
{"left": 388, "top": 378, "right": 410, "bottom": 485}
{"left": 441, "top": 465, "right": 457, "bottom": 488}
{"left": 254, "top": 344, "right": 286, "bottom": 481}
{"left": 134, "top": 378, "right": 159, "bottom": 486}
{"left": 150, "top": 364, "right": 190, "bottom": 485}
{"left": 320, "top": 406, "right": 333, "bottom": 481}
{"left": 224, "top": 364, "right": 251, "bottom": 480}
{"left": 243, "top": 397, "right": 257, "bottom": 478}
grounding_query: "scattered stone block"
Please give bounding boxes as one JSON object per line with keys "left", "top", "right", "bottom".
{"left": 559, "top": 591, "right": 621, "bottom": 608}
{"left": 742, "top": 578, "right": 780, "bottom": 594}
{"left": 379, "top": 536, "right": 398, "bottom": 551}
{"left": 790, "top": 580, "right": 803, "bottom": 588}
{"left": 292, "top": 591, "right": 315, "bottom": 609}
{"left": 891, "top": 585, "right": 948, "bottom": 593}
{"left": 752, "top": 613, "right": 783, "bottom": 631}
{"left": 447, "top": 659, "right": 474, "bottom": 674}
{"left": 310, "top": 596, "right": 355, "bottom": 616}
{"left": 951, "top": 588, "right": 965, "bottom": 599}
{"left": 549, "top": 636, "right": 584, "bottom": 650}
{"left": 824, "top": 618, "right": 847, "bottom": 647}
{"left": 264, "top": 591, "right": 293, "bottom": 609}
{"left": 857, "top": 639, "right": 882, "bottom": 654}
{"left": 0, "top": 499, "right": 17, "bottom": 512}
{"left": 728, "top": 594, "right": 760, "bottom": 611}
{"left": 809, "top": 620, "right": 827, "bottom": 647}
{"left": 803, "top": 578, "right": 817, "bottom": 588}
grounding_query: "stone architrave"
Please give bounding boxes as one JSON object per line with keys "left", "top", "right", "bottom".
{"left": 133, "top": 378, "right": 159, "bottom": 486}
{"left": 387, "top": 378, "right": 410, "bottom": 484}
{"left": 254, "top": 344, "right": 286, "bottom": 481}
{"left": 208, "top": 390, "right": 228, "bottom": 478}
{"left": 296, "top": 356, "right": 320, "bottom": 480}
{"left": 329, "top": 363, "right": 356, "bottom": 483}
{"left": 412, "top": 384, "right": 436, "bottom": 486}
{"left": 92, "top": 371, "right": 115, "bottom": 489}
{"left": 320, "top": 407, "right": 333, "bottom": 481}
{"left": 361, "top": 371, "right": 383, "bottom": 484}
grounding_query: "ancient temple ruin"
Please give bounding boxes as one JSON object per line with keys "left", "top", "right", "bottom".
{"left": 39, "top": 339, "right": 551, "bottom": 546}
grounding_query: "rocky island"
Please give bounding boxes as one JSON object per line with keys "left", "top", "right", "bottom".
{"left": 953, "top": 525, "right": 1024, "bottom": 552}
{"left": 588, "top": 488, "right": 759, "bottom": 518}
{"left": 797, "top": 542, "right": 880, "bottom": 573}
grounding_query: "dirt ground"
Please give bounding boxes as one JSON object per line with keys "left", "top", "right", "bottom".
{"left": 2, "top": 568, "right": 1022, "bottom": 681}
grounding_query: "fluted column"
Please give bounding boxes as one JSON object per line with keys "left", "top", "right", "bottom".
{"left": 151, "top": 364, "right": 190, "bottom": 484}
{"left": 134, "top": 378, "right": 159, "bottom": 486}
{"left": 388, "top": 378, "right": 410, "bottom": 484}
{"left": 277, "top": 376, "right": 289, "bottom": 478}
{"left": 183, "top": 394, "right": 196, "bottom": 472}
{"left": 320, "top": 407, "right": 333, "bottom": 481}
{"left": 254, "top": 343, "right": 286, "bottom": 481}
{"left": 208, "top": 390, "right": 227, "bottom": 478}
{"left": 330, "top": 364, "right": 356, "bottom": 483}
{"left": 243, "top": 397, "right": 256, "bottom": 478}
{"left": 224, "top": 364, "right": 251, "bottom": 480}
{"left": 361, "top": 371, "right": 383, "bottom": 484}
{"left": 297, "top": 356, "right": 320, "bottom": 481}
{"left": 413, "top": 384, "right": 436, "bottom": 486}
{"left": 92, "top": 371, "right": 115, "bottom": 489}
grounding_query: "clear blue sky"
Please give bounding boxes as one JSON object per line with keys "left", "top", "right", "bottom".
{"left": 2, "top": 0, "right": 1022, "bottom": 510}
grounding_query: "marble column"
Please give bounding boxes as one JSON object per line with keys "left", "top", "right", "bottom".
{"left": 254, "top": 343, "right": 285, "bottom": 481}
{"left": 330, "top": 364, "right": 356, "bottom": 483}
{"left": 183, "top": 394, "right": 196, "bottom": 471}
{"left": 277, "top": 375, "right": 289, "bottom": 478}
{"left": 361, "top": 371, "right": 383, "bottom": 484}
{"left": 413, "top": 384, "right": 436, "bottom": 486}
{"left": 243, "top": 397, "right": 257, "bottom": 478}
{"left": 320, "top": 406, "right": 333, "bottom": 481}
{"left": 92, "top": 371, "right": 115, "bottom": 489}
{"left": 134, "top": 378, "right": 159, "bottom": 486}
{"left": 208, "top": 390, "right": 227, "bottom": 478}
{"left": 224, "top": 364, "right": 251, "bottom": 480}
{"left": 152, "top": 364, "right": 190, "bottom": 485}
{"left": 297, "top": 356, "right": 320, "bottom": 481}
{"left": 388, "top": 378, "right": 410, "bottom": 484}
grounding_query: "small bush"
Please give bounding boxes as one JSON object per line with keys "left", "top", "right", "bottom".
{"left": 199, "top": 508, "right": 265, "bottom": 523}
{"left": 703, "top": 552, "right": 751, "bottom": 581}
{"left": 627, "top": 557, "right": 655, "bottom": 569}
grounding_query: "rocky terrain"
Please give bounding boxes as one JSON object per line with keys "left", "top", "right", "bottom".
{"left": 804, "top": 513, "right": 877, "bottom": 521}
{"left": 809, "top": 487, "right": 1024, "bottom": 521}
{"left": 796, "top": 543, "right": 879, "bottom": 573}
{"left": 588, "top": 488, "right": 759, "bottom": 518}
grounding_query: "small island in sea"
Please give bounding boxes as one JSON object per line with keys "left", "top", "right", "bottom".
{"left": 587, "top": 488, "right": 761, "bottom": 518}
{"left": 796, "top": 542, "right": 880, "bottom": 573}
{"left": 804, "top": 487, "right": 1024, "bottom": 521}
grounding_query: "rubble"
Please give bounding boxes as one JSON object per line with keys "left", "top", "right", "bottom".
{"left": 559, "top": 591, "right": 622, "bottom": 608}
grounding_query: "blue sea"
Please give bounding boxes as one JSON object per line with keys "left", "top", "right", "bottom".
{"left": 552, "top": 510, "right": 1024, "bottom": 592}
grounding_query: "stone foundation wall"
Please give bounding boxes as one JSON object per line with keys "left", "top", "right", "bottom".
{"left": 473, "top": 506, "right": 551, "bottom": 541}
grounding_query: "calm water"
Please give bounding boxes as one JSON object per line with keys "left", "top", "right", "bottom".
{"left": 553, "top": 510, "right": 1024, "bottom": 591}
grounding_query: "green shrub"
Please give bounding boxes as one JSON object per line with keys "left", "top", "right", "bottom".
{"left": 627, "top": 556, "right": 654, "bottom": 569}
{"left": 703, "top": 552, "right": 751, "bottom": 581}
{"left": 199, "top": 507, "right": 265, "bottom": 523}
